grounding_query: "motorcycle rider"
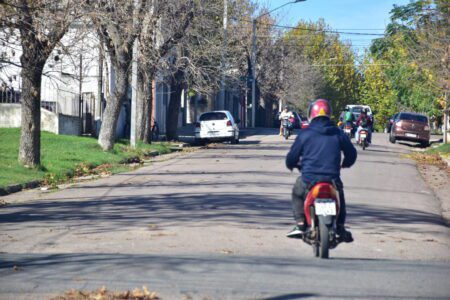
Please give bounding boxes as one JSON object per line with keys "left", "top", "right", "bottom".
{"left": 285, "top": 99, "right": 357, "bottom": 241}
{"left": 279, "top": 106, "right": 294, "bottom": 136}
{"left": 355, "top": 108, "right": 372, "bottom": 144}
{"left": 343, "top": 107, "right": 355, "bottom": 135}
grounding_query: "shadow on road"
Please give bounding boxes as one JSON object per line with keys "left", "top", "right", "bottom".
{"left": 347, "top": 203, "right": 447, "bottom": 233}
{"left": 1, "top": 189, "right": 447, "bottom": 235}
{"left": 1, "top": 252, "right": 449, "bottom": 299}
{"left": 260, "top": 293, "right": 317, "bottom": 300}
{"left": 0, "top": 192, "right": 293, "bottom": 231}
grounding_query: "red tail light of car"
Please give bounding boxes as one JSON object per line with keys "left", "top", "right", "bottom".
{"left": 226, "top": 120, "right": 232, "bottom": 127}
{"left": 301, "top": 121, "right": 309, "bottom": 129}
{"left": 195, "top": 122, "right": 201, "bottom": 128}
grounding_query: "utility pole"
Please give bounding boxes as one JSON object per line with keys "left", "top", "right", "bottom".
{"left": 251, "top": 19, "right": 256, "bottom": 127}
{"left": 219, "top": 0, "right": 228, "bottom": 110}
{"left": 79, "top": 53, "right": 83, "bottom": 135}
{"left": 130, "top": 0, "right": 139, "bottom": 148}
{"left": 130, "top": 39, "right": 138, "bottom": 148}
{"left": 97, "top": 44, "right": 103, "bottom": 122}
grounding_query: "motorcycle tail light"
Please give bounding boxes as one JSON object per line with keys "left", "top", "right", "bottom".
{"left": 311, "top": 184, "right": 336, "bottom": 199}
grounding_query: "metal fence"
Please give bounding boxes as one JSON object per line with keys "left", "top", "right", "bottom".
{"left": 0, "top": 88, "right": 20, "bottom": 104}
{"left": 1, "top": 88, "right": 57, "bottom": 113}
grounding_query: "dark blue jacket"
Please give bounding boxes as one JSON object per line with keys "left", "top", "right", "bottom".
{"left": 286, "top": 117, "right": 357, "bottom": 183}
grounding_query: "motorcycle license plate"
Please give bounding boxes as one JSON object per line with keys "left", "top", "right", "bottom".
{"left": 344, "top": 129, "right": 351, "bottom": 133}
{"left": 360, "top": 133, "right": 367, "bottom": 138}
{"left": 315, "top": 201, "right": 336, "bottom": 216}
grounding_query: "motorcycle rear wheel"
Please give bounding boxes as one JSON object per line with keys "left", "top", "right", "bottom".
{"left": 310, "top": 207, "right": 320, "bottom": 257}
{"left": 283, "top": 128, "right": 289, "bottom": 140}
{"left": 319, "top": 221, "right": 330, "bottom": 259}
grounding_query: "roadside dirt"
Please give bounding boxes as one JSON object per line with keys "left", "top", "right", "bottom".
{"left": 416, "top": 157, "right": 450, "bottom": 225}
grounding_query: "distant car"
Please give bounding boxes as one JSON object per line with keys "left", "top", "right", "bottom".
{"left": 289, "top": 112, "right": 304, "bottom": 129}
{"left": 389, "top": 112, "right": 430, "bottom": 147}
{"left": 195, "top": 110, "right": 240, "bottom": 144}
{"left": 346, "top": 104, "right": 373, "bottom": 119}
{"left": 300, "top": 117, "right": 309, "bottom": 129}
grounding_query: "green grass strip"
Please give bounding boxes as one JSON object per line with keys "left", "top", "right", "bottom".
{"left": 0, "top": 128, "right": 171, "bottom": 189}
{"left": 426, "top": 143, "right": 450, "bottom": 156}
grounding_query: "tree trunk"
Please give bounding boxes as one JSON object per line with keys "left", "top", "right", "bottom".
{"left": 166, "top": 73, "right": 183, "bottom": 141}
{"left": 136, "top": 69, "right": 154, "bottom": 144}
{"left": 136, "top": 69, "right": 147, "bottom": 141}
{"left": 19, "top": 63, "right": 44, "bottom": 167}
{"left": 142, "top": 77, "right": 153, "bottom": 143}
{"left": 98, "top": 66, "right": 129, "bottom": 151}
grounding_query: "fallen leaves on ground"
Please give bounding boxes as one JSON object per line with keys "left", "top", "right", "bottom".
{"left": 220, "top": 249, "right": 234, "bottom": 255}
{"left": 408, "top": 152, "right": 448, "bottom": 170}
{"left": 75, "top": 163, "right": 113, "bottom": 177}
{"left": 147, "top": 224, "right": 158, "bottom": 230}
{"left": 51, "top": 286, "right": 159, "bottom": 300}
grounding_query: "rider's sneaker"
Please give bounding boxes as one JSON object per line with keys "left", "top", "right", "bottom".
{"left": 286, "top": 223, "right": 307, "bottom": 238}
{"left": 337, "top": 225, "right": 354, "bottom": 243}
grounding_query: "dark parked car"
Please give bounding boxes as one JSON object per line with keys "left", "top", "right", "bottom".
{"left": 389, "top": 112, "right": 430, "bottom": 147}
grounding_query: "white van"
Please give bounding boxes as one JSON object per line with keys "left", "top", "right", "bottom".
{"left": 345, "top": 105, "right": 373, "bottom": 119}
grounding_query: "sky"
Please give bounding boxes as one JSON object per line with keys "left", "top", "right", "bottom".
{"left": 258, "top": 0, "right": 412, "bottom": 55}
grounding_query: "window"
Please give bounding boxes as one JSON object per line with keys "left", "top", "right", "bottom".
{"left": 399, "top": 113, "right": 428, "bottom": 123}
{"left": 200, "top": 112, "right": 228, "bottom": 121}
{"left": 351, "top": 106, "right": 363, "bottom": 114}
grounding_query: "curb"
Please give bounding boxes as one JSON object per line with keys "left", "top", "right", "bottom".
{"left": 0, "top": 180, "right": 41, "bottom": 197}
{"left": 0, "top": 146, "right": 190, "bottom": 198}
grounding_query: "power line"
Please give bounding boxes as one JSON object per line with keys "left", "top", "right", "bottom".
{"left": 237, "top": 19, "right": 386, "bottom": 36}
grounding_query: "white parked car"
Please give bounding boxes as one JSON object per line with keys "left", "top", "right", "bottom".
{"left": 195, "top": 110, "right": 240, "bottom": 144}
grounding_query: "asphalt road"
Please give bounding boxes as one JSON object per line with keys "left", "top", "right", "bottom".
{"left": 1, "top": 130, "right": 449, "bottom": 299}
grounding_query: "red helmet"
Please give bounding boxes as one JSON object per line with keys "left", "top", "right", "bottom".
{"left": 307, "top": 99, "right": 332, "bottom": 121}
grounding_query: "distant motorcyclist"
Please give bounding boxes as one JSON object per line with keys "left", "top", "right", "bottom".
{"left": 285, "top": 99, "right": 357, "bottom": 241}
{"left": 279, "top": 106, "right": 294, "bottom": 136}
{"left": 343, "top": 107, "right": 355, "bottom": 134}
{"left": 355, "top": 108, "right": 372, "bottom": 144}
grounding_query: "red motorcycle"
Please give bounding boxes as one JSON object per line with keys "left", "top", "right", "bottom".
{"left": 343, "top": 124, "right": 352, "bottom": 139}
{"left": 357, "top": 127, "right": 369, "bottom": 150}
{"left": 302, "top": 182, "right": 344, "bottom": 259}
